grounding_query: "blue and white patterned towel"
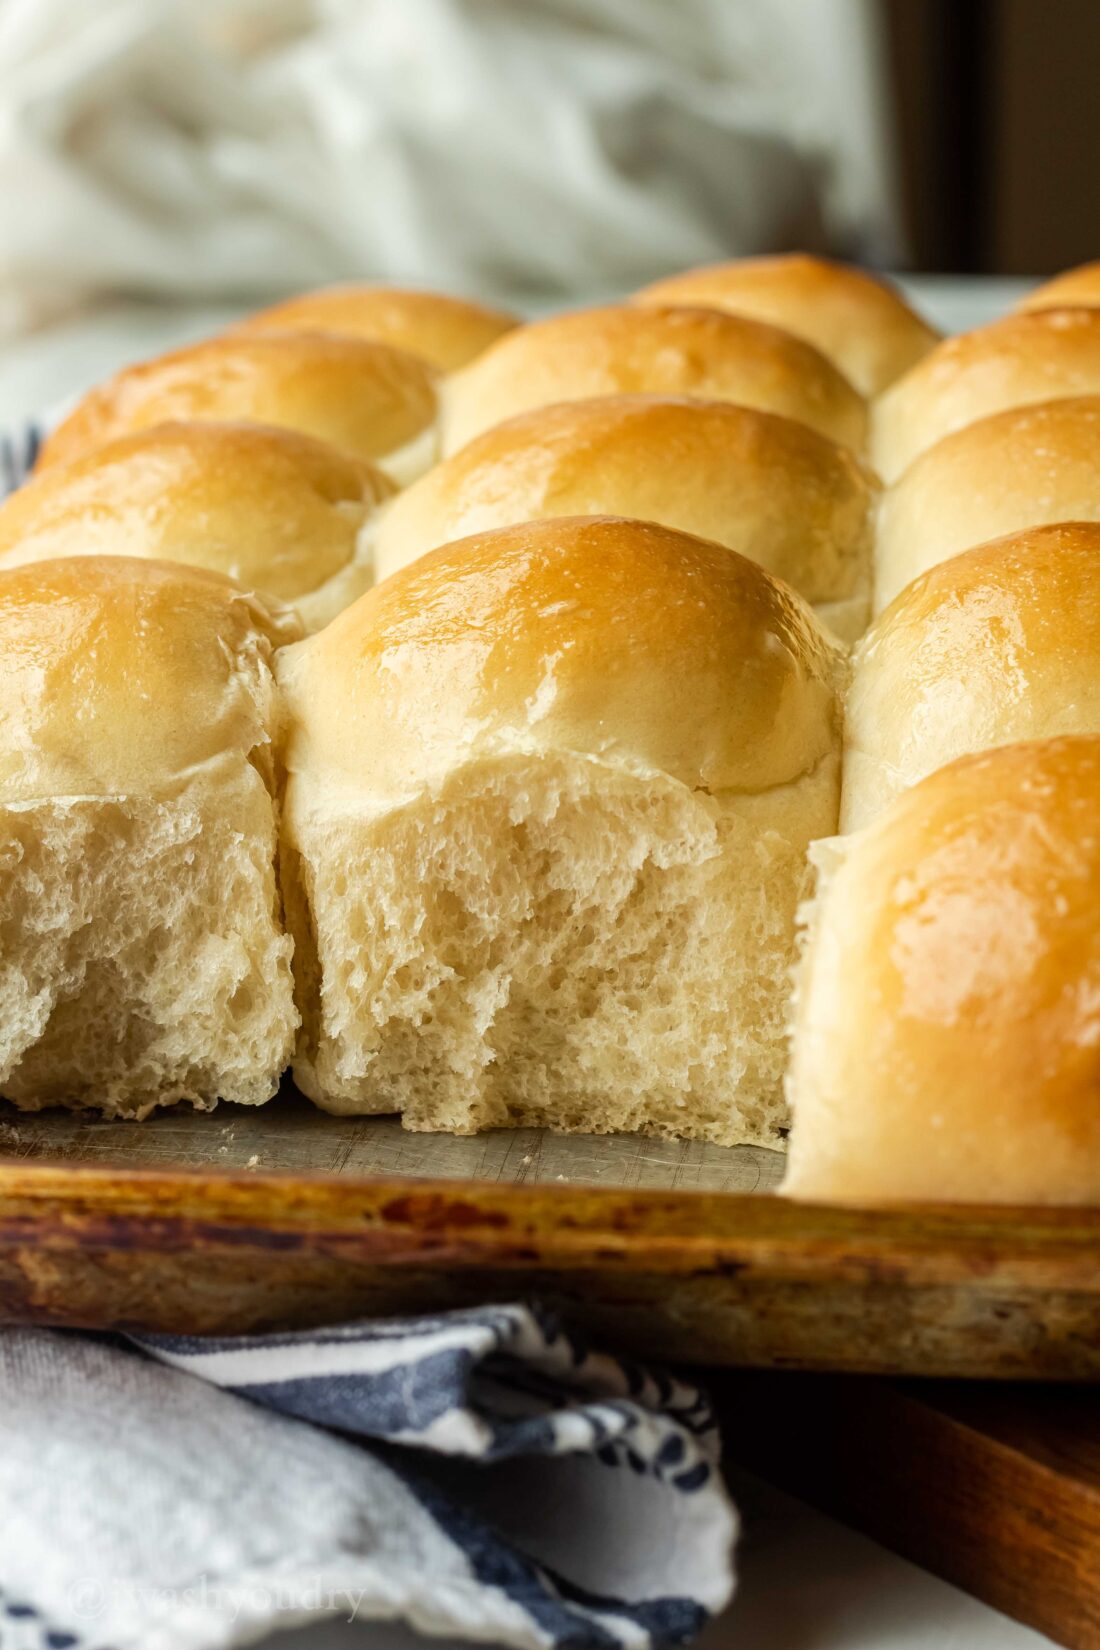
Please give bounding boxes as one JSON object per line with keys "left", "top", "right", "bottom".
{"left": 0, "top": 1305, "right": 737, "bottom": 1650}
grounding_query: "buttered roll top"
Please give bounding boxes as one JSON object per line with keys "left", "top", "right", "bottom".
{"left": 373, "top": 395, "right": 877, "bottom": 619}
{"left": 875, "top": 397, "right": 1100, "bottom": 611}
{"left": 634, "top": 253, "right": 938, "bottom": 396}
{"left": 786, "top": 737, "right": 1100, "bottom": 1206}
{"left": 842, "top": 522, "right": 1100, "bottom": 829}
{"left": 36, "top": 331, "right": 441, "bottom": 484}
{"left": 277, "top": 515, "right": 844, "bottom": 811}
{"left": 872, "top": 308, "right": 1100, "bottom": 482}
{"left": 0, "top": 557, "right": 301, "bottom": 804}
{"left": 442, "top": 305, "right": 867, "bottom": 457}
{"left": 236, "top": 285, "right": 519, "bottom": 370}
{"left": 1017, "top": 261, "right": 1100, "bottom": 314}
{"left": 0, "top": 422, "right": 394, "bottom": 628}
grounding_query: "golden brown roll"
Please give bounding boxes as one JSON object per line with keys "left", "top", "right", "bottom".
{"left": 0, "top": 557, "right": 301, "bottom": 1117}
{"left": 0, "top": 422, "right": 395, "bottom": 630}
{"left": 634, "top": 253, "right": 938, "bottom": 396}
{"left": 872, "top": 308, "right": 1100, "bottom": 482}
{"left": 374, "top": 395, "right": 877, "bottom": 638}
{"left": 842, "top": 523, "right": 1100, "bottom": 829}
{"left": 786, "top": 736, "right": 1100, "bottom": 1205}
{"left": 277, "top": 515, "right": 845, "bottom": 1144}
{"left": 443, "top": 305, "right": 867, "bottom": 457}
{"left": 874, "top": 397, "right": 1100, "bottom": 612}
{"left": 236, "top": 285, "right": 518, "bottom": 370}
{"left": 37, "top": 331, "right": 440, "bottom": 484}
{"left": 1017, "top": 260, "right": 1100, "bottom": 313}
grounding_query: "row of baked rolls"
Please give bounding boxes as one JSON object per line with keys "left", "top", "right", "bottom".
{"left": 0, "top": 259, "right": 909, "bottom": 1149}
{"left": 785, "top": 263, "right": 1100, "bottom": 1205}
{"left": 11, "top": 257, "right": 946, "bottom": 649}
{"left": 842, "top": 274, "right": 1100, "bottom": 828}
{"left": 0, "top": 396, "right": 877, "bottom": 639}
{"left": 36, "top": 298, "right": 873, "bottom": 482}
{"left": 34, "top": 250, "right": 940, "bottom": 493}
{"left": 0, "top": 521, "right": 844, "bottom": 1142}
{"left": 15, "top": 262, "right": 915, "bottom": 644}
{"left": 33, "top": 287, "right": 517, "bottom": 481}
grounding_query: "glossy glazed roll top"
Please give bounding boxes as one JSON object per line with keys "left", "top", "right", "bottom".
{"left": 374, "top": 395, "right": 877, "bottom": 637}
{"left": 843, "top": 523, "right": 1100, "bottom": 829}
{"left": 37, "top": 331, "right": 441, "bottom": 484}
{"left": 787, "top": 737, "right": 1100, "bottom": 1205}
{"left": 443, "top": 304, "right": 867, "bottom": 456}
{"left": 236, "top": 285, "right": 518, "bottom": 369}
{"left": 872, "top": 308, "right": 1100, "bottom": 482}
{"left": 0, "top": 422, "right": 394, "bottom": 629}
{"left": 634, "top": 253, "right": 938, "bottom": 395}
{"left": 874, "top": 397, "right": 1100, "bottom": 611}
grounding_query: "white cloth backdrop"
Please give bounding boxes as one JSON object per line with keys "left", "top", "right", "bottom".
{"left": 0, "top": 0, "right": 903, "bottom": 337}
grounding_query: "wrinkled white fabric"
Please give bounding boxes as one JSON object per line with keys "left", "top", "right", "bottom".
{"left": 0, "top": 0, "right": 902, "bottom": 335}
{"left": 0, "top": 1312, "right": 736, "bottom": 1650}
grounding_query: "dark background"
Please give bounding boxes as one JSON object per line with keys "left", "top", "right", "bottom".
{"left": 888, "top": 0, "right": 1100, "bottom": 274}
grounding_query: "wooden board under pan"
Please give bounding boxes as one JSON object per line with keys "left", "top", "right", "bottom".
{"left": 0, "top": 1086, "right": 1098, "bottom": 1379}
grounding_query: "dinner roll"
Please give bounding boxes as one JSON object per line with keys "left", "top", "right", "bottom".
{"left": 37, "top": 331, "right": 440, "bottom": 485}
{"left": 237, "top": 285, "right": 518, "bottom": 370}
{"left": 786, "top": 737, "right": 1100, "bottom": 1205}
{"left": 443, "top": 305, "right": 867, "bottom": 457}
{"left": 634, "top": 254, "right": 938, "bottom": 396}
{"left": 872, "top": 308, "right": 1100, "bottom": 482}
{"left": 842, "top": 523, "right": 1100, "bottom": 830}
{"left": 278, "top": 515, "right": 845, "bottom": 1145}
{"left": 0, "top": 422, "right": 395, "bottom": 630}
{"left": 1017, "top": 260, "right": 1100, "bottom": 313}
{"left": 374, "top": 395, "right": 877, "bottom": 638}
{"left": 874, "top": 397, "right": 1100, "bottom": 612}
{"left": 0, "top": 557, "right": 300, "bottom": 1118}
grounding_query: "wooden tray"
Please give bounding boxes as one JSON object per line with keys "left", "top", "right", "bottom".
{"left": 2, "top": 1088, "right": 1099, "bottom": 1380}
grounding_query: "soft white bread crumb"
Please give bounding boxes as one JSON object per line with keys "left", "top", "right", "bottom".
{"left": 0, "top": 557, "right": 301, "bottom": 1117}
{"left": 278, "top": 515, "right": 845, "bottom": 1144}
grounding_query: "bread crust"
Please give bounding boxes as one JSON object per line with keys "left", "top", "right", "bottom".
{"left": 786, "top": 737, "right": 1100, "bottom": 1204}
{"left": 872, "top": 307, "right": 1100, "bottom": 482}
{"left": 38, "top": 331, "right": 440, "bottom": 480}
{"left": 635, "top": 253, "right": 938, "bottom": 396}
{"left": 1017, "top": 260, "right": 1100, "bottom": 313}
{"left": 279, "top": 514, "right": 844, "bottom": 804}
{"left": 374, "top": 395, "right": 876, "bottom": 624}
{"left": 443, "top": 304, "right": 867, "bottom": 456}
{"left": 237, "top": 285, "right": 517, "bottom": 370}
{"left": 0, "top": 421, "right": 394, "bottom": 627}
{"left": 844, "top": 522, "right": 1100, "bottom": 829}
{"left": 875, "top": 396, "right": 1100, "bottom": 611}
